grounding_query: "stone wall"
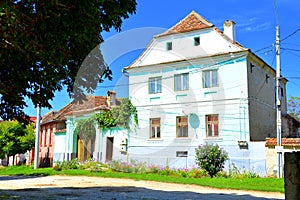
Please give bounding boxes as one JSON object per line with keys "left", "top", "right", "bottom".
{"left": 284, "top": 152, "right": 300, "bottom": 200}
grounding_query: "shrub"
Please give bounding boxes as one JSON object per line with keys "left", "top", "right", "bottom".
{"left": 195, "top": 144, "right": 228, "bottom": 178}
{"left": 53, "top": 159, "right": 80, "bottom": 171}
{"left": 187, "top": 167, "right": 207, "bottom": 178}
{"left": 108, "top": 160, "right": 134, "bottom": 173}
{"left": 82, "top": 159, "right": 103, "bottom": 172}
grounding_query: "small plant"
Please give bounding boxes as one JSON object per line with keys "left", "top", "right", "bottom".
{"left": 228, "top": 163, "right": 260, "bottom": 178}
{"left": 147, "top": 165, "right": 160, "bottom": 174}
{"left": 52, "top": 159, "right": 81, "bottom": 171}
{"left": 82, "top": 159, "right": 103, "bottom": 172}
{"left": 108, "top": 160, "right": 134, "bottom": 173}
{"left": 187, "top": 167, "right": 207, "bottom": 178}
{"left": 195, "top": 144, "right": 228, "bottom": 178}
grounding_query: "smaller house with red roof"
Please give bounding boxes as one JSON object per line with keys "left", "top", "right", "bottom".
{"left": 53, "top": 91, "right": 129, "bottom": 164}
{"left": 38, "top": 104, "right": 72, "bottom": 167}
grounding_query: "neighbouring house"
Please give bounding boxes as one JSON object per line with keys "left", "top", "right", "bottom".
{"left": 53, "top": 91, "right": 129, "bottom": 163}
{"left": 265, "top": 138, "right": 300, "bottom": 177}
{"left": 124, "top": 11, "right": 289, "bottom": 175}
{"left": 38, "top": 104, "right": 72, "bottom": 167}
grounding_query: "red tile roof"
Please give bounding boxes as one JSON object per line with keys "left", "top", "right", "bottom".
{"left": 156, "top": 11, "right": 213, "bottom": 37}
{"left": 265, "top": 138, "right": 300, "bottom": 147}
{"left": 41, "top": 103, "right": 72, "bottom": 125}
{"left": 65, "top": 96, "right": 110, "bottom": 116}
{"left": 41, "top": 95, "right": 121, "bottom": 124}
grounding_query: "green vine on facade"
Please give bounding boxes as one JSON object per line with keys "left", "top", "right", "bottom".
{"left": 75, "top": 117, "right": 96, "bottom": 140}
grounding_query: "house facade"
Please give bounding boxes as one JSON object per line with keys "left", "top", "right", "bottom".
{"left": 125, "top": 11, "right": 288, "bottom": 175}
{"left": 38, "top": 104, "right": 72, "bottom": 167}
{"left": 53, "top": 91, "right": 128, "bottom": 163}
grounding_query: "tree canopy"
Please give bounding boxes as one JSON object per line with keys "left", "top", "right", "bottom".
{"left": 0, "top": 0, "right": 137, "bottom": 121}
{"left": 288, "top": 96, "right": 300, "bottom": 121}
{"left": 0, "top": 120, "right": 35, "bottom": 160}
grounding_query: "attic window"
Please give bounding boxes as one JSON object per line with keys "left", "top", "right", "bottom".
{"left": 194, "top": 37, "right": 200, "bottom": 46}
{"left": 166, "top": 42, "right": 172, "bottom": 51}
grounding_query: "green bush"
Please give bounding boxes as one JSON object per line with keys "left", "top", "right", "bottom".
{"left": 82, "top": 159, "right": 104, "bottom": 172}
{"left": 53, "top": 159, "right": 81, "bottom": 171}
{"left": 195, "top": 144, "right": 228, "bottom": 178}
{"left": 187, "top": 168, "right": 207, "bottom": 178}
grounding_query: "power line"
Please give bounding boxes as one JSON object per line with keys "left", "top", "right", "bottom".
{"left": 281, "top": 47, "right": 300, "bottom": 52}
{"left": 281, "top": 28, "right": 300, "bottom": 42}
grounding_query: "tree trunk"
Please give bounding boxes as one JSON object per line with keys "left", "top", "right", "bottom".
{"left": 6, "top": 155, "right": 9, "bottom": 166}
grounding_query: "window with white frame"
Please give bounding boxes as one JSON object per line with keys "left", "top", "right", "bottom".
{"left": 206, "top": 114, "right": 219, "bottom": 137}
{"left": 174, "top": 73, "right": 189, "bottom": 91}
{"left": 150, "top": 118, "right": 161, "bottom": 139}
{"left": 176, "top": 116, "right": 188, "bottom": 137}
{"left": 203, "top": 70, "right": 218, "bottom": 88}
{"left": 149, "top": 77, "right": 162, "bottom": 94}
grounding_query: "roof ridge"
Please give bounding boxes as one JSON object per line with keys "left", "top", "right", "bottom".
{"left": 156, "top": 10, "right": 214, "bottom": 37}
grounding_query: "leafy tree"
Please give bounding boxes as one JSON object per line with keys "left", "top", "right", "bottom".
{"left": 0, "top": 120, "right": 35, "bottom": 165}
{"left": 195, "top": 144, "right": 228, "bottom": 178}
{"left": 287, "top": 96, "right": 300, "bottom": 121}
{"left": 0, "top": 0, "right": 137, "bottom": 121}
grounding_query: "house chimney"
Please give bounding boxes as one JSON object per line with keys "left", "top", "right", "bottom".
{"left": 107, "top": 90, "right": 116, "bottom": 106}
{"left": 224, "top": 20, "right": 236, "bottom": 42}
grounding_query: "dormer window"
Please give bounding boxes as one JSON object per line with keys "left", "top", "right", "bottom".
{"left": 166, "top": 42, "right": 172, "bottom": 51}
{"left": 194, "top": 37, "right": 200, "bottom": 46}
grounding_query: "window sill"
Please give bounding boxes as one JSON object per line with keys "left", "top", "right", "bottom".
{"left": 204, "top": 137, "right": 223, "bottom": 142}
{"left": 175, "top": 138, "right": 192, "bottom": 143}
{"left": 147, "top": 138, "right": 163, "bottom": 142}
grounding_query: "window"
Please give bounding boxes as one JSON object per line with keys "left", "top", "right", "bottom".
{"left": 206, "top": 114, "right": 219, "bottom": 137}
{"left": 175, "top": 73, "right": 189, "bottom": 91}
{"left": 203, "top": 70, "right": 218, "bottom": 88}
{"left": 150, "top": 118, "right": 161, "bottom": 139}
{"left": 176, "top": 116, "right": 188, "bottom": 137}
{"left": 166, "top": 42, "right": 172, "bottom": 51}
{"left": 149, "top": 77, "right": 162, "bottom": 94}
{"left": 49, "top": 127, "right": 53, "bottom": 146}
{"left": 176, "top": 151, "right": 188, "bottom": 157}
{"left": 194, "top": 37, "right": 200, "bottom": 46}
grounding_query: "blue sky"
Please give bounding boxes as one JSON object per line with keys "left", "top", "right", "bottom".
{"left": 24, "top": 0, "right": 300, "bottom": 116}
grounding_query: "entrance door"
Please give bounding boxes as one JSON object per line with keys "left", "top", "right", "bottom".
{"left": 106, "top": 137, "right": 114, "bottom": 162}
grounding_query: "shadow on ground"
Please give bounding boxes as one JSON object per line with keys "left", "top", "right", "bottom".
{"left": 0, "top": 186, "right": 283, "bottom": 200}
{"left": 0, "top": 175, "right": 44, "bottom": 181}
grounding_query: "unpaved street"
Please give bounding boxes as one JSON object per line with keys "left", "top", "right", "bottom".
{"left": 0, "top": 175, "right": 284, "bottom": 200}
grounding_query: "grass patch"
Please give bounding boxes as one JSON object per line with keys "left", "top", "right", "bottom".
{"left": 0, "top": 165, "right": 284, "bottom": 193}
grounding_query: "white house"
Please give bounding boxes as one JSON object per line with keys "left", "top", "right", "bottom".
{"left": 125, "top": 11, "right": 288, "bottom": 175}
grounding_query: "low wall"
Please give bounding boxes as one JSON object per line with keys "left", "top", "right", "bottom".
{"left": 284, "top": 152, "right": 300, "bottom": 200}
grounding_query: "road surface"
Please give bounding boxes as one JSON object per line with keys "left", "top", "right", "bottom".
{"left": 0, "top": 175, "right": 285, "bottom": 200}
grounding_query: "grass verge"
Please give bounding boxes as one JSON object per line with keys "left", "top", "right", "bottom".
{"left": 0, "top": 166, "right": 284, "bottom": 193}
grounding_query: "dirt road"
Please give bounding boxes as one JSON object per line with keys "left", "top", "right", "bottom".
{"left": 0, "top": 175, "right": 285, "bottom": 200}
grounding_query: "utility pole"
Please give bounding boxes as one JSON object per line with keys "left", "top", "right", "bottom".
{"left": 275, "top": 25, "right": 282, "bottom": 178}
{"left": 34, "top": 103, "right": 41, "bottom": 169}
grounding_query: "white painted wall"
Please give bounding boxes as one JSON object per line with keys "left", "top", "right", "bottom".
{"left": 53, "top": 133, "right": 66, "bottom": 162}
{"left": 131, "top": 29, "right": 242, "bottom": 68}
{"left": 126, "top": 26, "right": 282, "bottom": 175}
